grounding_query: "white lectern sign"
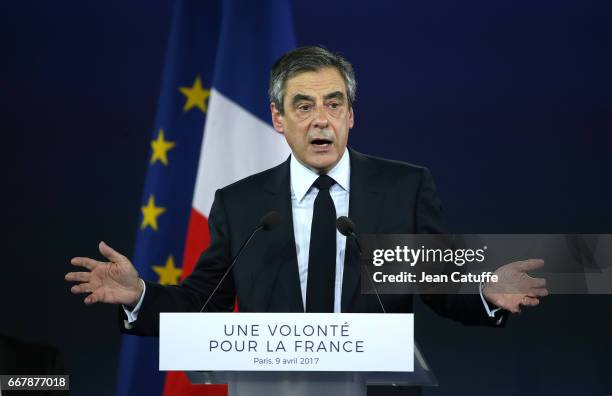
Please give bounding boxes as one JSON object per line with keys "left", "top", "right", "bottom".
{"left": 160, "top": 313, "right": 413, "bottom": 372}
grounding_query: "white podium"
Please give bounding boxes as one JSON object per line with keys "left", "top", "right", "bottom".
{"left": 160, "top": 313, "right": 437, "bottom": 396}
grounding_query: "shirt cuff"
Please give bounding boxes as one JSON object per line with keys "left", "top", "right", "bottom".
{"left": 479, "top": 281, "right": 503, "bottom": 325}
{"left": 123, "top": 279, "right": 146, "bottom": 324}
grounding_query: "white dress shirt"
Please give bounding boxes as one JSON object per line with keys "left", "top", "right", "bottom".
{"left": 290, "top": 149, "right": 350, "bottom": 313}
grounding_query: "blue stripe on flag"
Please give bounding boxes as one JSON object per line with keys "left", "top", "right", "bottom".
{"left": 212, "top": 0, "right": 296, "bottom": 124}
{"left": 116, "top": 1, "right": 221, "bottom": 395}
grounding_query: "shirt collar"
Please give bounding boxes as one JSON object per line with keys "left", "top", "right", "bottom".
{"left": 290, "top": 148, "right": 351, "bottom": 203}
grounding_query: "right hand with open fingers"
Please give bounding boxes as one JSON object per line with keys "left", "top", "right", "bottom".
{"left": 65, "top": 241, "right": 143, "bottom": 307}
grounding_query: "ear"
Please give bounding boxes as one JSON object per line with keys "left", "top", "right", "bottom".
{"left": 348, "top": 107, "right": 355, "bottom": 129}
{"left": 270, "top": 103, "right": 285, "bottom": 134}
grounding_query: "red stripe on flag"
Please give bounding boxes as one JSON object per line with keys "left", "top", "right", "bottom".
{"left": 163, "top": 208, "right": 226, "bottom": 396}
{"left": 162, "top": 371, "right": 227, "bottom": 396}
{"left": 182, "top": 208, "right": 211, "bottom": 279}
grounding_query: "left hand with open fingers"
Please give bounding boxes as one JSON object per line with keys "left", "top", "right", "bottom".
{"left": 483, "top": 258, "right": 549, "bottom": 314}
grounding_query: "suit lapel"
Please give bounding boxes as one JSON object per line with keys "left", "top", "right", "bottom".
{"left": 263, "top": 157, "right": 304, "bottom": 312}
{"left": 341, "top": 148, "right": 382, "bottom": 312}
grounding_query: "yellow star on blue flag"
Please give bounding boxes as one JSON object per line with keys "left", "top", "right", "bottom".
{"left": 140, "top": 195, "right": 166, "bottom": 231}
{"left": 152, "top": 255, "right": 182, "bottom": 285}
{"left": 179, "top": 76, "right": 210, "bottom": 113}
{"left": 150, "top": 129, "right": 175, "bottom": 166}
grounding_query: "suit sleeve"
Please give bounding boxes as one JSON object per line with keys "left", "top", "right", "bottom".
{"left": 416, "top": 168, "right": 507, "bottom": 326}
{"left": 118, "top": 189, "right": 236, "bottom": 336}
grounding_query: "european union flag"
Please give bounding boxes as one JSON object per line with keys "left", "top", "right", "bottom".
{"left": 116, "top": 0, "right": 295, "bottom": 395}
{"left": 116, "top": 1, "right": 221, "bottom": 395}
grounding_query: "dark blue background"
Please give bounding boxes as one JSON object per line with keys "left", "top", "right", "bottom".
{"left": 3, "top": 1, "right": 611, "bottom": 395}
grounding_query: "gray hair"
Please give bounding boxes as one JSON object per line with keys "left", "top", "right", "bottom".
{"left": 269, "top": 46, "right": 357, "bottom": 114}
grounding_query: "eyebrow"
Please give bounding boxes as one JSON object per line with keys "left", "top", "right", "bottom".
{"left": 291, "top": 91, "right": 346, "bottom": 106}
{"left": 291, "top": 94, "right": 314, "bottom": 106}
{"left": 324, "top": 91, "right": 345, "bottom": 101}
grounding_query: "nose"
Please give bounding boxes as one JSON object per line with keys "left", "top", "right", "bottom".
{"left": 312, "top": 104, "right": 329, "bottom": 129}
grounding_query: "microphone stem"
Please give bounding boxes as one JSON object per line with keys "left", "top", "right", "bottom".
{"left": 361, "top": 261, "right": 387, "bottom": 314}
{"left": 349, "top": 232, "right": 386, "bottom": 314}
{"left": 199, "top": 225, "right": 263, "bottom": 312}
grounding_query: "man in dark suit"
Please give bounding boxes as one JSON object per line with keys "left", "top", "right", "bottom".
{"left": 65, "top": 46, "right": 547, "bottom": 336}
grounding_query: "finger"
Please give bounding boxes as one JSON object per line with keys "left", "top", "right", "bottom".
{"left": 509, "top": 305, "right": 521, "bottom": 314}
{"left": 84, "top": 293, "right": 97, "bottom": 305}
{"left": 499, "top": 298, "right": 521, "bottom": 314}
{"left": 516, "top": 259, "right": 545, "bottom": 272}
{"left": 520, "top": 296, "right": 540, "bottom": 307}
{"left": 528, "top": 287, "right": 549, "bottom": 297}
{"left": 70, "top": 257, "right": 103, "bottom": 271}
{"left": 65, "top": 272, "right": 91, "bottom": 283}
{"left": 529, "top": 277, "right": 546, "bottom": 288}
{"left": 70, "top": 283, "right": 93, "bottom": 294}
{"left": 85, "top": 289, "right": 105, "bottom": 305}
{"left": 99, "top": 241, "right": 126, "bottom": 263}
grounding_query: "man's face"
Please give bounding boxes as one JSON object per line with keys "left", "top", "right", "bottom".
{"left": 271, "top": 67, "right": 354, "bottom": 174}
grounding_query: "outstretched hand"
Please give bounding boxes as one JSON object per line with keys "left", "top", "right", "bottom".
{"left": 66, "top": 242, "right": 143, "bottom": 307}
{"left": 483, "top": 259, "right": 548, "bottom": 314}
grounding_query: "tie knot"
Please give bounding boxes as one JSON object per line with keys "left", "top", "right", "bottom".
{"left": 313, "top": 175, "right": 336, "bottom": 191}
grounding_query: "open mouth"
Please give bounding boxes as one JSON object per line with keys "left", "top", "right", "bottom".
{"left": 310, "top": 138, "right": 333, "bottom": 147}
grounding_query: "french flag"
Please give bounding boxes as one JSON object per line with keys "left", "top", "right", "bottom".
{"left": 117, "top": 1, "right": 295, "bottom": 395}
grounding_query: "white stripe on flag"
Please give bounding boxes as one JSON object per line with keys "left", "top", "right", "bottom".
{"left": 192, "top": 88, "right": 291, "bottom": 217}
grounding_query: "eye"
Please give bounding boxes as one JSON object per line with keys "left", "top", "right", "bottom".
{"left": 297, "top": 103, "right": 312, "bottom": 112}
{"left": 327, "top": 102, "right": 340, "bottom": 109}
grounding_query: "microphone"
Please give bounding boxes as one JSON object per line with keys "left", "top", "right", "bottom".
{"left": 260, "top": 210, "right": 282, "bottom": 231}
{"left": 199, "top": 211, "right": 282, "bottom": 312}
{"left": 336, "top": 216, "right": 362, "bottom": 254}
{"left": 336, "top": 216, "right": 387, "bottom": 313}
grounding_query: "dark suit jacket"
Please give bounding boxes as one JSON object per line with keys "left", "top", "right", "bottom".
{"left": 122, "top": 148, "right": 501, "bottom": 336}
